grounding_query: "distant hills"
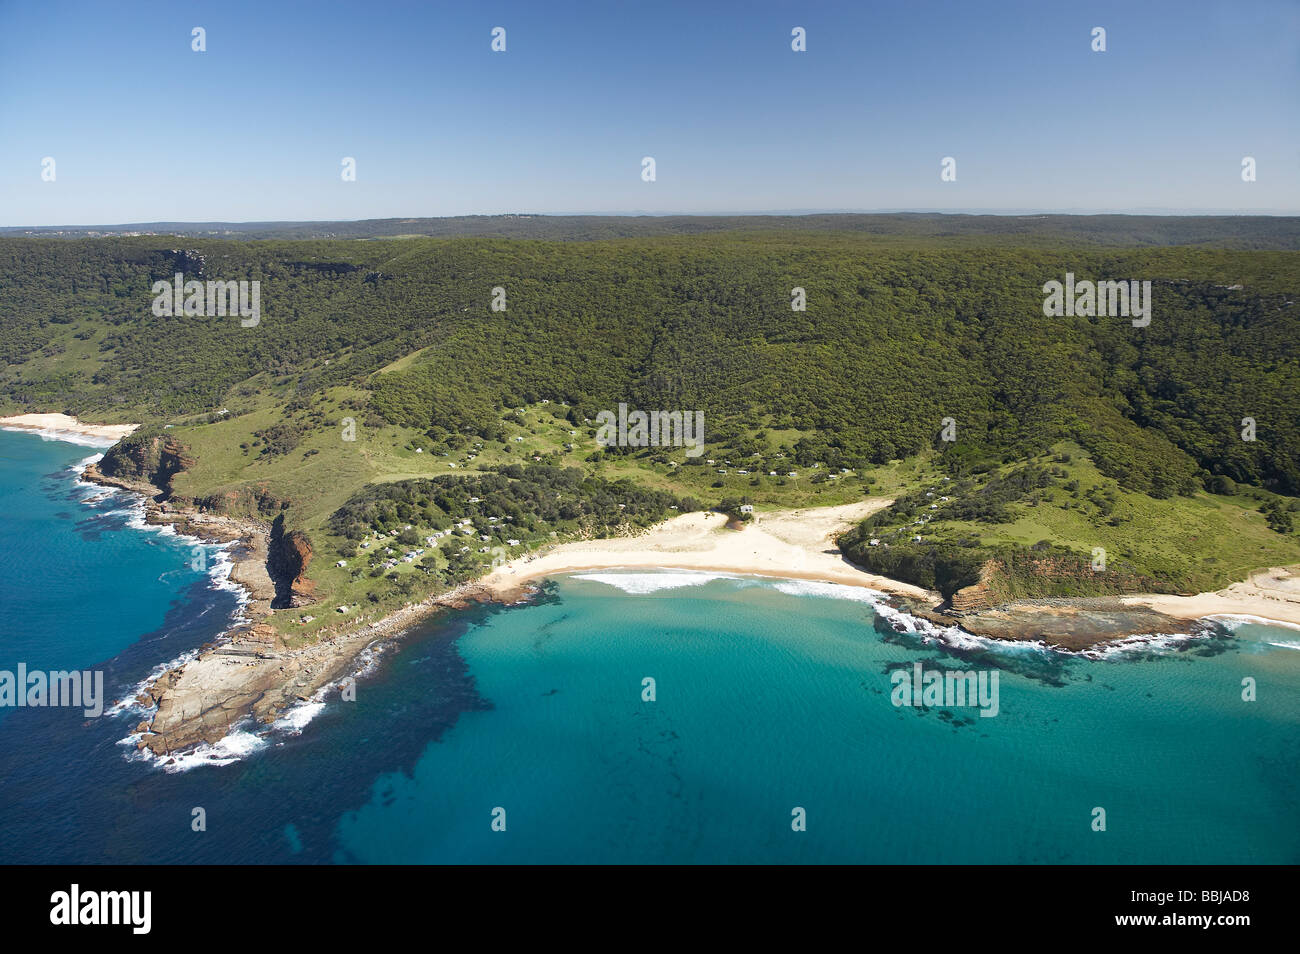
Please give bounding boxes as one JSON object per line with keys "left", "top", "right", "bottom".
{"left": 5, "top": 213, "right": 1300, "bottom": 249}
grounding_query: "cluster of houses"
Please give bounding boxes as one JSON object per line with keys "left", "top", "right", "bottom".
{"left": 348, "top": 516, "right": 529, "bottom": 575}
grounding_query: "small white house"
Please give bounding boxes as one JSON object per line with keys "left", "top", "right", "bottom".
{"left": 739, "top": 504, "right": 754, "bottom": 514}
{"left": 869, "top": 538, "right": 880, "bottom": 546}
{"left": 335, "top": 560, "right": 347, "bottom": 568}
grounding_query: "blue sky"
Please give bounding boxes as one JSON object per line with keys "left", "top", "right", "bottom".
{"left": 1, "top": 0, "right": 1297, "bottom": 225}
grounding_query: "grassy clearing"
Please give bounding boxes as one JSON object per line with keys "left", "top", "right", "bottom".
{"left": 927, "top": 444, "right": 1300, "bottom": 592}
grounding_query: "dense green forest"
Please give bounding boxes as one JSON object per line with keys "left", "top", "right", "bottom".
{"left": 3, "top": 220, "right": 1298, "bottom": 620}
{"left": 3, "top": 230, "right": 1297, "bottom": 494}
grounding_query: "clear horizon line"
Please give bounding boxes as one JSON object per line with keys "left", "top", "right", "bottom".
{"left": 5, "top": 208, "right": 1300, "bottom": 231}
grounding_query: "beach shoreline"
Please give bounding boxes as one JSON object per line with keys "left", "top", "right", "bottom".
{"left": 1120, "top": 567, "right": 1300, "bottom": 629}
{"left": 480, "top": 504, "right": 935, "bottom": 603}
{"left": 0, "top": 412, "right": 139, "bottom": 445}
{"left": 55, "top": 442, "right": 1300, "bottom": 756}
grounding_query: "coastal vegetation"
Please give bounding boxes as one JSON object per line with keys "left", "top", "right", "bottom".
{"left": 3, "top": 217, "right": 1299, "bottom": 629}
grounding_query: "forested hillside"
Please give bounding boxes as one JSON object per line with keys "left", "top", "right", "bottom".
{"left": 3, "top": 231, "right": 1297, "bottom": 494}
{"left": 3, "top": 223, "right": 1298, "bottom": 621}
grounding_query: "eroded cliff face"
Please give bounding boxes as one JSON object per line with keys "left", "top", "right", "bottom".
{"left": 946, "top": 551, "right": 1169, "bottom": 614}
{"left": 97, "top": 430, "right": 195, "bottom": 498}
{"left": 91, "top": 431, "right": 316, "bottom": 611}
{"left": 268, "top": 514, "right": 316, "bottom": 608}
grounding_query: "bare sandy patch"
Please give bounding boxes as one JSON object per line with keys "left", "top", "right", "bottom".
{"left": 1, "top": 412, "right": 139, "bottom": 444}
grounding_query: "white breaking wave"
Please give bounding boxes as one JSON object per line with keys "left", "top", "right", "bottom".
{"left": 1079, "top": 632, "right": 1202, "bottom": 660}
{"left": 1205, "top": 614, "right": 1300, "bottom": 633}
{"left": 273, "top": 699, "right": 327, "bottom": 733}
{"left": 571, "top": 569, "right": 740, "bottom": 594}
{"left": 769, "top": 579, "right": 890, "bottom": 603}
{"left": 120, "top": 723, "right": 269, "bottom": 773}
{"left": 1, "top": 425, "right": 119, "bottom": 448}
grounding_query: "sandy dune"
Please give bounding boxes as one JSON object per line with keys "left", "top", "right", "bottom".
{"left": 481, "top": 499, "right": 936, "bottom": 601}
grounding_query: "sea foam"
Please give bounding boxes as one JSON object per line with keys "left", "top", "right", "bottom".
{"left": 572, "top": 570, "right": 740, "bottom": 594}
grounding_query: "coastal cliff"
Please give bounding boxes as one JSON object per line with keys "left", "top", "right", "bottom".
{"left": 268, "top": 514, "right": 316, "bottom": 608}
{"left": 97, "top": 428, "right": 194, "bottom": 498}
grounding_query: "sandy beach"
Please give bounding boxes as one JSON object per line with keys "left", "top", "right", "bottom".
{"left": 0, "top": 412, "right": 139, "bottom": 444}
{"left": 1123, "top": 566, "right": 1300, "bottom": 629}
{"left": 481, "top": 500, "right": 936, "bottom": 602}
{"left": 104, "top": 486, "right": 1300, "bottom": 756}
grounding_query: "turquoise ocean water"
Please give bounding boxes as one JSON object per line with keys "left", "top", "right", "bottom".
{"left": 1, "top": 428, "right": 1297, "bottom": 864}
